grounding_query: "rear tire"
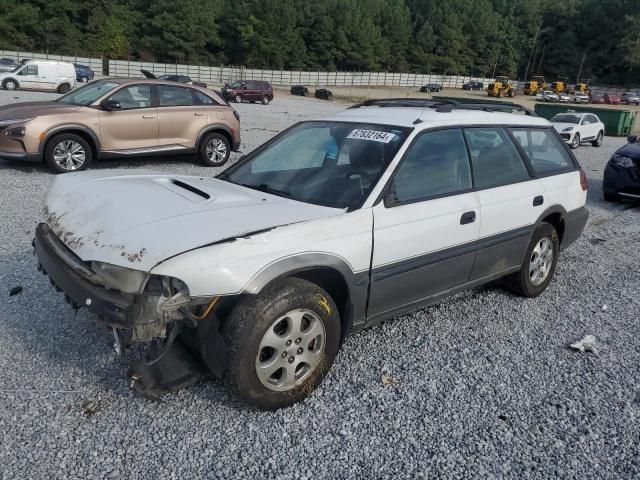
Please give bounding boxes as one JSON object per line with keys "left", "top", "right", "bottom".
{"left": 44, "top": 133, "right": 92, "bottom": 174}
{"left": 199, "top": 131, "right": 230, "bottom": 167}
{"left": 234, "top": 94, "right": 243, "bottom": 103}
{"left": 222, "top": 277, "right": 341, "bottom": 409}
{"left": 79, "top": 76, "right": 89, "bottom": 83}
{"left": 504, "top": 223, "right": 559, "bottom": 298}
{"left": 261, "top": 95, "right": 271, "bottom": 105}
{"left": 591, "top": 131, "right": 603, "bottom": 147}
{"left": 57, "top": 83, "right": 71, "bottom": 94}
{"left": 3, "top": 79, "right": 18, "bottom": 90}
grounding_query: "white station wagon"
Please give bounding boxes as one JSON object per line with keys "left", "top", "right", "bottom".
{"left": 34, "top": 99, "right": 589, "bottom": 409}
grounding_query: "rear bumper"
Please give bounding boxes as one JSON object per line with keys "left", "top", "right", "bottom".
{"left": 34, "top": 223, "right": 136, "bottom": 328}
{"left": 561, "top": 206, "right": 589, "bottom": 250}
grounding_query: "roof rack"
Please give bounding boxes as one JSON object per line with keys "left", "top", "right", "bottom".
{"left": 348, "top": 98, "right": 537, "bottom": 117}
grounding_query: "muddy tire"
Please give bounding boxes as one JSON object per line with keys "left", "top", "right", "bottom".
{"left": 222, "top": 277, "right": 341, "bottom": 410}
{"left": 44, "top": 133, "right": 92, "bottom": 173}
{"left": 199, "top": 132, "right": 230, "bottom": 167}
{"left": 504, "top": 223, "right": 559, "bottom": 298}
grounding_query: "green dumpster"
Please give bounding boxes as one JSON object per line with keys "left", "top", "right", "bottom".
{"left": 533, "top": 103, "right": 637, "bottom": 136}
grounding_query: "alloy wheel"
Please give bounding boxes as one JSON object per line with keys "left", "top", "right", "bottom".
{"left": 5, "top": 80, "right": 16, "bottom": 90}
{"left": 53, "top": 140, "right": 86, "bottom": 171}
{"left": 529, "top": 237, "right": 554, "bottom": 287}
{"left": 205, "top": 138, "right": 227, "bottom": 164}
{"left": 255, "top": 309, "right": 326, "bottom": 392}
{"left": 572, "top": 134, "right": 580, "bottom": 148}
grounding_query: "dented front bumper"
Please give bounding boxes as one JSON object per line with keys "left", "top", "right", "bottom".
{"left": 34, "top": 223, "right": 137, "bottom": 328}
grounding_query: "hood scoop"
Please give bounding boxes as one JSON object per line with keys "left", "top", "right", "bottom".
{"left": 153, "top": 178, "right": 214, "bottom": 203}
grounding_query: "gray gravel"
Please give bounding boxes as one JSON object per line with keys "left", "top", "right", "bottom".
{"left": 1, "top": 89, "right": 640, "bottom": 479}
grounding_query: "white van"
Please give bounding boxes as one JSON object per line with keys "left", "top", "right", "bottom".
{"left": 0, "top": 60, "right": 76, "bottom": 93}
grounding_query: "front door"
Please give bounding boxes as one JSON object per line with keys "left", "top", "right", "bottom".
{"left": 156, "top": 84, "right": 207, "bottom": 149}
{"left": 98, "top": 84, "right": 158, "bottom": 151}
{"left": 369, "top": 128, "right": 480, "bottom": 320}
{"left": 15, "top": 64, "right": 39, "bottom": 89}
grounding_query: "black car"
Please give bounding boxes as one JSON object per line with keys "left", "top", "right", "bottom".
{"left": 140, "top": 69, "right": 207, "bottom": 88}
{"left": 315, "top": 88, "right": 333, "bottom": 100}
{"left": 603, "top": 135, "right": 640, "bottom": 202}
{"left": 290, "top": 85, "right": 309, "bottom": 96}
{"left": 420, "top": 83, "right": 442, "bottom": 93}
{"left": 462, "top": 81, "right": 484, "bottom": 90}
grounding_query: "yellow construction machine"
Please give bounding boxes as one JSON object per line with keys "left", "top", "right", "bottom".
{"left": 487, "top": 76, "right": 516, "bottom": 98}
{"left": 550, "top": 77, "right": 569, "bottom": 94}
{"left": 523, "top": 76, "right": 546, "bottom": 95}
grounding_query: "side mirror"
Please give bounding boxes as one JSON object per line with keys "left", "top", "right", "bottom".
{"left": 102, "top": 99, "right": 121, "bottom": 111}
{"left": 627, "top": 135, "right": 638, "bottom": 143}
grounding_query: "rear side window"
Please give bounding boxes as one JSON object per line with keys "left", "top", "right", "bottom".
{"left": 158, "top": 85, "right": 194, "bottom": 106}
{"left": 463, "top": 128, "right": 530, "bottom": 188}
{"left": 192, "top": 90, "right": 215, "bottom": 105}
{"left": 511, "top": 128, "right": 573, "bottom": 175}
{"left": 392, "top": 129, "right": 472, "bottom": 203}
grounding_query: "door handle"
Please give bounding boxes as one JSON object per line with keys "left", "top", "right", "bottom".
{"left": 142, "top": 115, "right": 156, "bottom": 119}
{"left": 194, "top": 112, "right": 206, "bottom": 116}
{"left": 533, "top": 195, "right": 544, "bottom": 206}
{"left": 460, "top": 211, "right": 476, "bottom": 225}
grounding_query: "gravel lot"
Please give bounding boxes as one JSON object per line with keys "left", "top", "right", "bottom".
{"left": 1, "top": 89, "right": 639, "bottom": 479}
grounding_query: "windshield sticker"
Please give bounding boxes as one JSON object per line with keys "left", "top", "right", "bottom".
{"left": 347, "top": 129, "right": 396, "bottom": 143}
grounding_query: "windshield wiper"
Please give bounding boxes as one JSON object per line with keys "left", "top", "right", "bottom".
{"left": 239, "top": 183, "right": 293, "bottom": 198}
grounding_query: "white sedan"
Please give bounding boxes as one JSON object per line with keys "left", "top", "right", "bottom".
{"left": 551, "top": 112, "right": 605, "bottom": 149}
{"left": 572, "top": 92, "right": 590, "bottom": 104}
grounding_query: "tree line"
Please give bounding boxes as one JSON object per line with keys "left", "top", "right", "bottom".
{"left": 1, "top": 0, "right": 639, "bottom": 85}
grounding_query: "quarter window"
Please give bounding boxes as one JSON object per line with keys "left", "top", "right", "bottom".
{"left": 463, "top": 128, "right": 530, "bottom": 188}
{"left": 109, "top": 85, "right": 153, "bottom": 110}
{"left": 511, "top": 128, "right": 572, "bottom": 174}
{"left": 391, "top": 129, "right": 472, "bottom": 203}
{"left": 192, "top": 90, "right": 215, "bottom": 105}
{"left": 158, "top": 85, "right": 195, "bottom": 106}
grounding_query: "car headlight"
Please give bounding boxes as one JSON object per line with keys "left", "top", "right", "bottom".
{"left": 4, "top": 126, "right": 25, "bottom": 136}
{"left": 91, "top": 261, "right": 148, "bottom": 293}
{"left": 0, "top": 118, "right": 34, "bottom": 126}
{"left": 610, "top": 154, "right": 635, "bottom": 168}
{"left": 562, "top": 127, "right": 574, "bottom": 132}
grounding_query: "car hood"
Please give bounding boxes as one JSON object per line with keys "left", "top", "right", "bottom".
{"left": 552, "top": 122, "right": 578, "bottom": 131}
{"left": 0, "top": 101, "right": 82, "bottom": 120}
{"left": 44, "top": 170, "right": 344, "bottom": 271}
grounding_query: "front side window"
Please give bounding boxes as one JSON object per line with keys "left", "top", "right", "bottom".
{"left": 109, "top": 84, "right": 153, "bottom": 110}
{"left": 464, "top": 128, "right": 530, "bottom": 188}
{"left": 57, "top": 80, "right": 119, "bottom": 105}
{"left": 221, "top": 122, "right": 409, "bottom": 209}
{"left": 158, "top": 85, "right": 194, "bottom": 106}
{"left": 511, "top": 128, "right": 573, "bottom": 174}
{"left": 391, "top": 129, "right": 472, "bottom": 204}
{"left": 18, "top": 65, "right": 38, "bottom": 76}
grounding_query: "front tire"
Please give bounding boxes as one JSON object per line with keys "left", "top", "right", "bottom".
{"left": 570, "top": 133, "right": 580, "bottom": 149}
{"left": 44, "top": 133, "right": 92, "bottom": 173}
{"left": 79, "top": 76, "right": 89, "bottom": 83}
{"left": 592, "top": 131, "right": 603, "bottom": 147}
{"left": 3, "top": 79, "right": 18, "bottom": 90}
{"left": 504, "top": 223, "right": 559, "bottom": 298}
{"left": 199, "top": 132, "right": 230, "bottom": 167}
{"left": 603, "top": 191, "right": 620, "bottom": 202}
{"left": 222, "top": 278, "right": 341, "bottom": 409}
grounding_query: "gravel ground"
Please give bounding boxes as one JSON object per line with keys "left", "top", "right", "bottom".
{"left": 1, "top": 89, "right": 639, "bottom": 479}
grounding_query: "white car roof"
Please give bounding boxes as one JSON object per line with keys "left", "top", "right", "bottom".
{"left": 321, "top": 104, "right": 551, "bottom": 129}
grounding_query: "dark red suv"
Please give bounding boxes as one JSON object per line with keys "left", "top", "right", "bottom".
{"left": 221, "top": 80, "right": 274, "bottom": 105}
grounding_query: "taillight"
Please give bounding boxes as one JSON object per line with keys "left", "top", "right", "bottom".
{"left": 579, "top": 167, "right": 588, "bottom": 191}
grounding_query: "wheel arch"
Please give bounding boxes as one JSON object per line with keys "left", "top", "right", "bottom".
{"left": 39, "top": 125, "right": 100, "bottom": 161}
{"left": 242, "top": 254, "right": 369, "bottom": 340}
{"left": 535, "top": 205, "right": 567, "bottom": 246}
{"left": 2, "top": 77, "right": 19, "bottom": 89}
{"left": 196, "top": 125, "right": 234, "bottom": 152}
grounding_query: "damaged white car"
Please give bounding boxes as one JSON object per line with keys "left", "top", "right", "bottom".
{"left": 35, "top": 99, "right": 589, "bottom": 409}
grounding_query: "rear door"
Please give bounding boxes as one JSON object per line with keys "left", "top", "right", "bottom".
{"left": 464, "top": 127, "right": 545, "bottom": 280}
{"left": 156, "top": 84, "right": 208, "bottom": 148}
{"left": 369, "top": 128, "right": 480, "bottom": 319}
{"left": 98, "top": 83, "right": 158, "bottom": 151}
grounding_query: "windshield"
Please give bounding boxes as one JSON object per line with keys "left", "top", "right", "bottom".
{"left": 552, "top": 114, "right": 581, "bottom": 124}
{"left": 56, "top": 81, "right": 119, "bottom": 105}
{"left": 221, "top": 121, "right": 409, "bottom": 209}
{"left": 230, "top": 81, "right": 243, "bottom": 88}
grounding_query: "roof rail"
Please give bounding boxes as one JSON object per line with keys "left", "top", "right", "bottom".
{"left": 348, "top": 98, "right": 537, "bottom": 117}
